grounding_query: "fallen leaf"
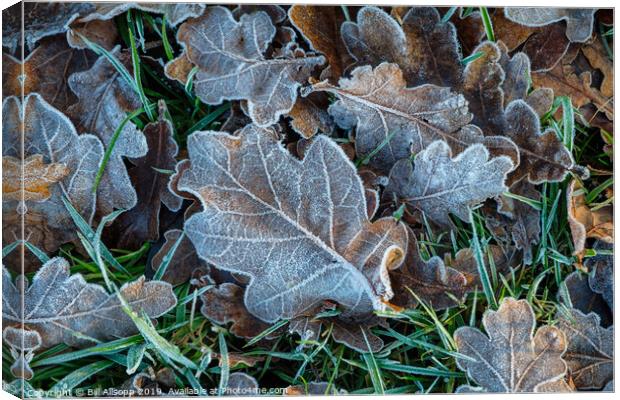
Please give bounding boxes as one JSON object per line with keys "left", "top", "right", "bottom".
{"left": 232, "top": 4, "right": 287, "bottom": 24}
{"left": 581, "top": 37, "right": 614, "bottom": 99}
{"left": 342, "top": 6, "right": 462, "bottom": 87}
{"left": 177, "top": 6, "right": 325, "bottom": 127}
{"left": 3, "top": 327, "right": 40, "bottom": 380}
{"left": 200, "top": 283, "right": 271, "bottom": 339}
{"left": 445, "top": 245, "right": 520, "bottom": 291}
{"left": 2, "top": 2, "right": 94, "bottom": 52}
{"left": 567, "top": 179, "right": 613, "bottom": 254}
{"left": 491, "top": 10, "right": 537, "bottom": 52}
{"left": 150, "top": 229, "right": 209, "bottom": 286}
{"left": 498, "top": 42, "right": 531, "bottom": 106}
{"left": 178, "top": 124, "right": 407, "bottom": 327}
{"left": 67, "top": 19, "right": 118, "bottom": 50}
{"left": 287, "top": 94, "right": 334, "bottom": 139}
{"left": 450, "top": 11, "right": 485, "bottom": 57}
{"left": 558, "top": 271, "right": 612, "bottom": 327}
{"left": 310, "top": 62, "right": 517, "bottom": 174}
{"left": 119, "top": 368, "right": 176, "bottom": 395}
{"left": 288, "top": 5, "right": 352, "bottom": 81}
{"left": 163, "top": 51, "right": 193, "bottom": 85}
{"left": 331, "top": 317, "right": 385, "bottom": 353}
{"left": 2, "top": 257, "right": 176, "bottom": 378}
{"left": 391, "top": 230, "right": 468, "bottom": 310}
{"left": 386, "top": 140, "right": 513, "bottom": 226}
{"left": 484, "top": 180, "right": 541, "bottom": 265}
{"left": 525, "top": 88, "right": 555, "bottom": 117}
{"left": 224, "top": 372, "right": 259, "bottom": 396}
{"left": 67, "top": 47, "right": 147, "bottom": 215}
{"left": 454, "top": 297, "right": 568, "bottom": 392}
{"left": 584, "top": 241, "right": 613, "bottom": 311}
{"left": 2, "top": 155, "right": 69, "bottom": 203}
{"left": 107, "top": 108, "right": 182, "bottom": 250}
{"left": 504, "top": 8, "right": 596, "bottom": 43}
{"left": 288, "top": 316, "right": 323, "bottom": 344}
{"left": 521, "top": 23, "right": 570, "bottom": 72}
{"left": 2, "top": 94, "right": 104, "bottom": 270}
{"left": 556, "top": 308, "right": 613, "bottom": 390}
{"left": 2, "top": 35, "right": 98, "bottom": 111}
{"left": 80, "top": 3, "right": 205, "bottom": 26}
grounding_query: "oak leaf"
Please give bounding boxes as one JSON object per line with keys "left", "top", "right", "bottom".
{"left": 288, "top": 5, "right": 352, "bottom": 81}
{"left": 107, "top": 110, "right": 182, "bottom": 250}
{"left": 150, "top": 229, "right": 209, "bottom": 286}
{"left": 177, "top": 6, "right": 325, "bottom": 127}
{"left": 80, "top": 3, "right": 205, "bottom": 26}
{"left": 386, "top": 140, "right": 513, "bottom": 226}
{"left": 584, "top": 241, "right": 613, "bottom": 311}
{"left": 2, "top": 257, "right": 177, "bottom": 377}
{"left": 556, "top": 308, "right": 613, "bottom": 390}
{"left": 232, "top": 4, "right": 287, "bottom": 24}
{"left": 2, "top": 35, "right": 98, "bottom": 111}
{"left": 310, "top": 62, "right": 517, "bottom": 174}
{"left": 224, "top": 373, "right": 259, "bottom": 396}
{"left": 521, "top": 23, "right": 570, "bottom": 72}
{"left": 2, "top": 94, "right": 104, "bottom": 269}
{"left": 67, "top": 47, "right": 147, "bottom": 215}
{"left": 287, "top": 94, "right": 334, "bottom": 139}
{"left": 67, "top": 19, "right": 118, "bottom": 50}
{"left": 2, "top": 2, "right": 93, "bottom": 52}
{"left": 454, "top": 298, "right": 568, "bottom": 392}
{"left": 504, "top": 8, "right": 596, "bottom": 43}
{"left": 178, "top": 124, "right": 407, "bottom": 325}
{"left": 558, "top": 271, "right": 611, "bottom": 327}
{"left": 567, "top": 179, "right": 613, "bottom": 255}
{"left": 2, "top": 155, "right": 69, "bottom": 203}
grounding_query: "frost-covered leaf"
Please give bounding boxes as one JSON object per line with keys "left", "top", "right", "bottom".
{"left": 2, "top": 94, "right": 104, "bottom": 269}
{"left": 310, "top": 62, "right": 517, "bottom": 174}
{"left": 150, "top": 229, "right": 209, "bottom": 286}
{"left": 107, "top": 110, "right": 182, "bottom": 250}
{"left": 341, "top": 6, "right": 462, "bottom": 87}
{"left": 2, "top": 35, "right": 98, "bottom": 111}
{"left": 2, "top": 257, "right": 176, "bottom": 349}
{"left": 224, "top": 372, "right": 259, "bottom": 396}
{"left": 232, "top": 4, "right": 287, "bottom": 24}
{"left": 498, "top": 42, "right": 531, "bottom": 105}
{"left": 3, "top": 327, "right": 41, "bottom": 380}
{"left": 67, "top": 19, "right": 118, "bottom": 50}
{"left": 503, "top": 100, "right": 581, "bottom": 184}
{"left": 2, "top": 2, "right": 94, "bottom": 52}
{"left": 67, "top": 47, "right": 147, "bottom": 215}
{"left": 391, "top": 230, "right": 468, "bottom": 310}
{"left": 178, "top": 124, "right": 407, "bottom": 325}
{"left": 446, "top": 245, "right": 520, "bottom": 290}
{"left": 504, "top": 8, "right": 596, "bottom": 43}
{"left": 2, "top": 155, "right": 69, "bottom": 203}
{"left": 525, "top": 88, "right": 555, "bottom": 117}
{"left": 386, "top": 140, "right": 513, "bottom": 226}
{"left": 81, "top": 3, "right": 205, "bottom": 26}
{"left": 521, "top": 23, "right": 570, "bottom": 72}
{"left": 567, "top": 180, "right": 613, "bottom": 254}
{"left": 177, "top": 6, "right": 325, "bottom": 127}
{"left": 201, "top": 283, "right": 270, "bottom": 340}
{"left": 484, "top": 180, "right": 541, "bottom": 265}
{"left": 331, "top": 317, "right": 385, "bottom": 353}
{"left": 454, "top": 298, "right": 568, "bottom": 392}
{"left": 287, "top": 94, "right": 334, "bottom": 139}
{"left": 556, "top": 308, "right": 613, "bottom": 390}
{"left": 288, "top": 5, "right": 352, "bottom": 81}
{"left": 558, "top": 272, "right": 612, "bottom": 328}
{"left": 584, "top": 241, "right": 613, "bottom": 311}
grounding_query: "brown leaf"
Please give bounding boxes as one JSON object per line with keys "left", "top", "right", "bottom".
{"left": 522, "top": 23, "right": 570, "bottom": 72}
{"left": 484, "top": 180, "right": 541, "bottom": 265}
{"left": 200, "top": 283, "right": 271, "bottom": 340}
{"left": 2, "top": 155, "right": 69, "bottom": 203}
{"left": 491, "top": 10, "right": 537, "bottom": 51}
{"left": 67, "top": 19, "right": 118, "bottom": 50}
{"left": 331, "top": 317, "right": 385, "bottom": 353}
{"left": 498, "top": 42, "right": 531, "bottom": 106}
{"left": 177, "top": 6, "right": 324, "bottom": 127}
{"left": 163, "top": 51, "right": 193, "bottom": 85}
{"left": 150, "top": 229, "right": 209, "bottom": 286}
{"left": 2, "top": 2, "right": 94, "bottom": 52}
{"left": 287, "top": 94, "right": 334, "bottom": 139}
{"left": 2, "top": 94, "right": 104, "bottom": 271}
{"left": 581, "top": 37, "right": 613, "bottom": 99}
{"left": 67, "top": 47, "right": 147, "bottom": 215}
{"left": 567, "top": 179, "right": 613, "bottom": 254}
{"left": 584, "top": 241, "right": 613, "bottom": 311}
{"left": 446, "top": 245, "right": 520, "bottom": 291}
{"left": 558, "top": 271, "right": 612, "bottom": 327}
{"left": 450, "top": 11, "right": 485, "bottom": 56}
{"left": 556, "top": 308, "right": 613, "bottom": 390}
{"left": 311, "top": 62, "right": 517, "bottom": 174}
{"left": 386, "top": 140, "right": 513, "bottom": 226}
{"left": 454, "top": 298, "right": 568, "bottom": 392}
{"left": 504, "top": 8, "right": 596, "bottom": 43}
{"left": 232, "top": 4, "right": 287, "bottom": 24}
{"left": 391, "top": 231, "right": 469, "bottom": 310}
{"left": 285, "top": 382, "right": 345, "bottom": 395}
{"left": 288, "top": 5, "right": 352, "bottom": 81}
{"left": 179, "top": 124, "right": 407, "bottom": 329}
{"left": 106, "top": 108, "right": 182, "bottom": 250}
{"left": 525, "top": 87, "right": 555, "bottom": 117}
{"left": 81, "top": 3, "right": 205, "bottom": 26}
{"left": 2, "top": 35, "right": 97, "bottom": 111}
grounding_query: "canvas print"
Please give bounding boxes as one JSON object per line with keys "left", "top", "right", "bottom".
{"left": 1, "top": 2, "right": 614, "bottom": 397}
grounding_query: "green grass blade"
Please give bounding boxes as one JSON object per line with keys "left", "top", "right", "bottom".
{"left": 479, "top": 7, "right": 495, "bottom": 42}
{"left": 49, "top": 359, "right": 114, "bottom": 393}
{"left": 153, "top": 231, "right": 185, "bottom": 280}
{"left": 470, "top": 210, "right": 497, "bottom": 308}
{"left": 126, "top": 343, "right": 147, "bottom": 374}
{"left": 218, "top": 332, "right": 230, "bottom": 396}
